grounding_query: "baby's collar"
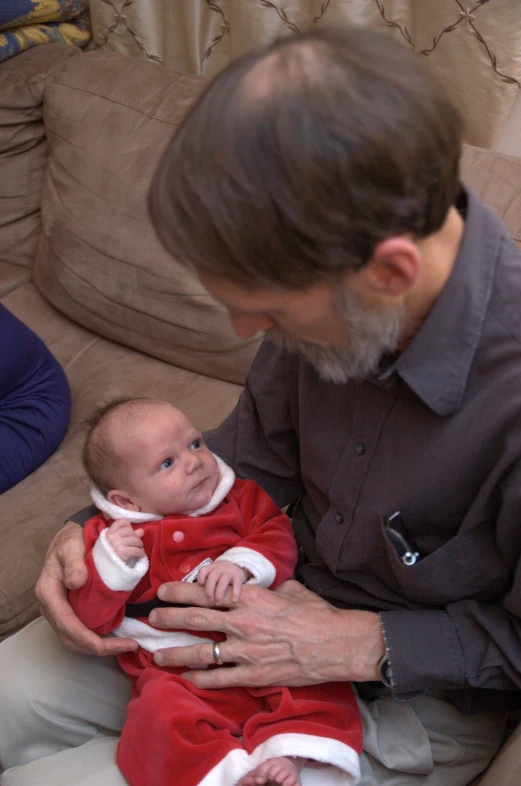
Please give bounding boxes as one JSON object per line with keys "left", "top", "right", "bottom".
{"left": 90, "top": 453, "right": 235, "bottom": 523}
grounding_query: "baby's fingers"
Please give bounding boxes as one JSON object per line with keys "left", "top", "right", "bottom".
{"left": 127, "top": 534, "right": 146, "bottom": 549}
{"left": 214, "top": 573, "right": 234, "bottom": 605}
{"left": 110, "top": 518, "right": 132, "bottom": 532}
{"left": 231, "top": 572, "right": 244, "bottom": 603}
{"left": 203, "top": 568, "right": 219, "bottom": 601}
{"left": 196, "top": 565, "right": 211, "bottom": 586}
{"left": 121, "top": 544, "right": 147, "bottom": 561}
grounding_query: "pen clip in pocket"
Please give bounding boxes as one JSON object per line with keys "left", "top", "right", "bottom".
{"left": 385, "top": 511, "right": 420, "bottom": 566}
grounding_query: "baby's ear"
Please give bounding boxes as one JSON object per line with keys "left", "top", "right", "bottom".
{"left": 108, "top": 489, "right": 140, "bottom": 512}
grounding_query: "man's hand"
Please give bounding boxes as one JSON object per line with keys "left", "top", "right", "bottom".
{"left": 106, "top": 519, "right": 145, "bottom": 563}
{"left": 196, "top": 560, "right": 249, "bottom": 604}
{"left": 149, "top": 579, "right": 386, "bottom": 688}
{"left": 35, "top": 521, "right": 139, "bottom": 656}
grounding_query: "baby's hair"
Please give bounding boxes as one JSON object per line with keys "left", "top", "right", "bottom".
{"left": 83, "top": 397, "right": 154, "bottom": 496}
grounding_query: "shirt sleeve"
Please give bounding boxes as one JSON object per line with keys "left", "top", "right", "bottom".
{"left": 204, "top": 340, "right": 304, "bottom": 508}
{"left": 380, "top": 460, "right": 521, "bottom": 699}
{"left": 67, "top": 504, "right": 99, "bottom": 526}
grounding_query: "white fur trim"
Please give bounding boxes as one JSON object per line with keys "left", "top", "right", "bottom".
{"left": 90, "top": 453, "right": 234, "bottom": 522}
{"left": 197, "top": 748, "right": 251, "bottom": 786}
{"left": 250, "top": 733, "right": 360, "bottom": 786}
{"left": 114, "top": 617, "right": 214, "bottom": 656}
{"left": 90, "top": 486, "right": 162, "bottom": 523}
{"left": 92, "top": 529, "right": 149, "bottom": 592}
{"left": 215, "top": 547, "right": 276, "bottom": 588}
{"left": 188, "top": 454, "right": 235, "bottom": 517}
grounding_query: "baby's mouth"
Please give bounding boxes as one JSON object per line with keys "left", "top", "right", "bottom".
{"left": 192, "top": 476, "right": 206, "bottom": 491}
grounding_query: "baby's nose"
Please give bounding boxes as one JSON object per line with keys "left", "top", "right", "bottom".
{"left": 185, "top": 452, "right": 201, "bottom": 472}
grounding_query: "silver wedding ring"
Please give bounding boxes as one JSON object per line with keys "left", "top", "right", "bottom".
{"left": 212, "top": 641, "right": 224, "bottom": 665}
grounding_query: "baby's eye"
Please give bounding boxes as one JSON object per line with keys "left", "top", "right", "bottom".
{"left": 160, "top": 457, "right": 174, "bottom": 469}
{"left": 190, "top": 439, "right": 201, "bottom": 450}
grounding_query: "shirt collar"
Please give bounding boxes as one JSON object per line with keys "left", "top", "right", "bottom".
{"left": 377, "top": 185, "right": 504, "bottom": 416}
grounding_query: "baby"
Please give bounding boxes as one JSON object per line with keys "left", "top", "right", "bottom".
{"left": 70, "top": 397, "right": 363, "bottom": 786}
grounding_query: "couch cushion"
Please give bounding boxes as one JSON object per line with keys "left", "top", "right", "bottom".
{"left": 461, "top": 145, "right": 521, "bottom": 250}
{"left": 0, "top": 262, "right": 31, "bottom": 297}
{"left": 0, "top": 283, "right": 242, "bottom": 640}
{"left": 0, "top": 44, "right": 80, "bottom": 270}
{"left": 32, "top": 49, "right": 261, "bottom": 386}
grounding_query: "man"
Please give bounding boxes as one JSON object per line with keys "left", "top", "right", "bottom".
{"left": 1, "top": 26, "right": 521, "bottom": 786}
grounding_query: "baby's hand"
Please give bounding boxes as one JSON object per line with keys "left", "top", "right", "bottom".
{"left": 197, "top": 561, "right": 250, "bottom": 604}
{"left": 106, "top": 518, "right": 145, "bottom": 565}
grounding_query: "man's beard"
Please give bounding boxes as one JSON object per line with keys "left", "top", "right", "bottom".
{"left": 266, "top": 288, "right": 404, "bottom": 384}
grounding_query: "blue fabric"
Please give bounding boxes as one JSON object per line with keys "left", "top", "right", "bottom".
{"left": 0, "top": 2, "right": 35, "bottom": 26}
{"left": 0, "top": 304, "right": 71, "bottom": 493}
{"left": 0, "top": 1, "right": 90, "bottom": 63}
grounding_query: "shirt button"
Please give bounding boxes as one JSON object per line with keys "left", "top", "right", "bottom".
{"left": 179, "top": 561, "right": 192, "bottom": 574}
{"left": 335, "top": 512, "right": 344, "bottom": 524}
{"left": 172, "top": 530, "right": 185, "bottom": 543}
{"left": 355, "top": 442, "right": 366, "bottom": 455}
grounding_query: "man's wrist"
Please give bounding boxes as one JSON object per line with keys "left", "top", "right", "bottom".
{"left": 347, "top": 610, "right": 387, "bottom": 681}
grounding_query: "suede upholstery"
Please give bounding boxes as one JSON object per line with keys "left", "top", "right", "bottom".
{"left": 1, "top": 43, "right": 521, "bottom": 784}
{"left": 34, "top": 50, "right": 259, "bottom": 385}
{"left": 0, "top": 46, "right": 77, "bottom": 275}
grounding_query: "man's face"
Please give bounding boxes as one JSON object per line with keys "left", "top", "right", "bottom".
{"left": 198, "top": 270, "right": 404, "bottom": 383}
{"left": 114, "top": 404, "right": 219, "bottom": 515}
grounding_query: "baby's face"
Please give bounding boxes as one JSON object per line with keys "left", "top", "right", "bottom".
{"left": 114, "top": 404, "right": 219, "bottom": 516}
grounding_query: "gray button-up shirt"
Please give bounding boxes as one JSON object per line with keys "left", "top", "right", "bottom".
{"left": 206, "top": 187, "right": 521, "bottom": 713}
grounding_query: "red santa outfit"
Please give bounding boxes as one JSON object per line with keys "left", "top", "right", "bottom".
{"left": 70, "top": 455, "right": 362, "bottom": 786}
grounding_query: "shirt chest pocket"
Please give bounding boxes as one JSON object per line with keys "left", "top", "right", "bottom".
{"left": 376, "top": 516, "right": 510, "bottom": 606}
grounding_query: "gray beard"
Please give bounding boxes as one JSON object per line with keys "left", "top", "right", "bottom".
{"left": 266, "top": 288, "right": 404, "bottom": 384}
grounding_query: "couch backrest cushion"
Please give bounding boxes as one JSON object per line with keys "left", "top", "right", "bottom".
{"left": 0, "top": 44, "right": 78, "bottom": 270}
{"left": 461, "top": 146, "right": 521, "bottom": 250}
{"left": 32, "top": 49, "right": 261, "bottom": 385}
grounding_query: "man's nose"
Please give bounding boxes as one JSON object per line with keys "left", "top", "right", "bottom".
{"left": 229, "top": 312, "right": 274, "bottom": 339}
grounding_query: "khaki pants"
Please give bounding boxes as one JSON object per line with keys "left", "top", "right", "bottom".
{"left": 0, "top": 618, "right": 510, "bottom": 786}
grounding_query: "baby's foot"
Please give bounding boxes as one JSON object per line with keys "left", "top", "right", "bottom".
{"left": 238, "top": 755, "right": 304, "bottom": 786}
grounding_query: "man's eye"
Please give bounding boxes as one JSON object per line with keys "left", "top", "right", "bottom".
{"left": 160, "top": 458, "right": 173, "bottom": 469}
{"left": 190, "top": 440, "right": 201, "bottom": 450}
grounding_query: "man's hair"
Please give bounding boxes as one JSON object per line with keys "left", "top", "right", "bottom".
{"left": 149, "top": 27, "right": 463, "bottom": 290}
{"left": 83, "top": 397, "right": 152, "bottom": 495}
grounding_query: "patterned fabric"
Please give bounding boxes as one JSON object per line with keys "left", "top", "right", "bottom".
{"left": 89, "top": 0, "right": 521, "bottom": 149}
{"left": 0, "top": 0, "right": 90, "bottom": 62}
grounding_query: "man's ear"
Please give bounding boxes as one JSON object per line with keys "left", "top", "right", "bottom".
{"left": 363, "top": 237, "right": 421, "bottom": 296}
{"left": 107, "top": 489, "right": 141, "bottom": 512}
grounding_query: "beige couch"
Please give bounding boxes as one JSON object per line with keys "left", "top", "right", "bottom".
{"left": 1, "top": 42, "right": 521, "bottom": 784}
